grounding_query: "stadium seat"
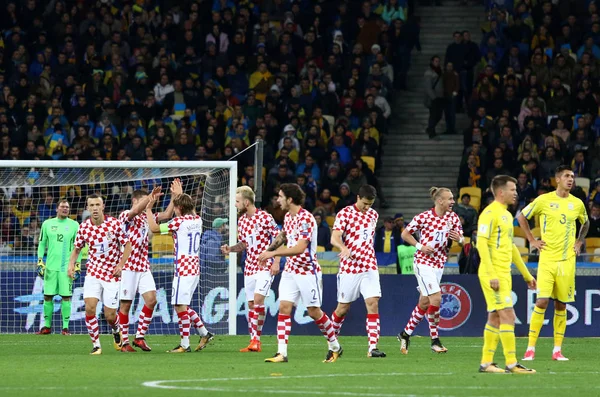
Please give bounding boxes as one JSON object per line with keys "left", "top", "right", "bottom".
{"left": 378, "top": 265, "right": 397, "bottom": 275}
{"left": 586, "top": 238, "right": 600, "bottom": 254}
{"left": 513, "top": 236, "right": 526, "bottom": 247}
{"left": 151, "top": 234, "right": 174, "bottom": 258}
{"left": 459, "top": 187, "right": 482, "bottom": 199}
{"left": 326, "top": 216, "right": 335, "bottom": 228}
{"left": 463, "top": 237, "right": 471, "bottom": 245}
{"left": 594, "top": 248, "right": 600, "bottom": 262}
{"left": 317, "top": 245, "right": 325, "bottom": 252}
{"left": 531, "top": 227, "right": 541, "bottom": 238}
{"left": 262, "top": 167, "right": 267, "bottom": 183}
{"left": 518, "top": 246, "right": 529, "bottom": 261}
{"left": 550, "top": 177, "right": 557, "bottom": 188}
{"left": 575, "top": 177, "right": 590, "bottom": 195}
{"left": 322, "top": 115, "right": 335, "bottom": 137}
{"left": 469, "top": 195, "right": 481, "bottom": 211}
{"left": 330, "top": 196, "right": 340, "bottom": 205}
{"left": 449, "top": 243, "right": 462, "bottom": 255}
{"left": 361, "top": 156, "right": 376, "bottom": 172}
{"left": 321, "top": 266, "right": 338, "bottom": 274}
{"left": 513, "top": 226, "right": 526, "bottom": 239}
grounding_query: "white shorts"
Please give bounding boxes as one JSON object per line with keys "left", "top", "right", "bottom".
{"left": 83, "top": 276, "right": 120, "bottom": 309}
{"left": 244, "top": 270, "right": 274, "bottom": 301}
{"left": 119, "top": 270, "right": 156, "bottom": 300}
{"left": 279, "top": 271, "right": 323, "bottom": 308}
{"left": 414, "top": 264, "right": 444, "bottom": 296}
{"left": 171, "top": 275, "right": 199, "bottom": 305}
{"left": 337, "top": 270, "right": 382, "bottom": 303}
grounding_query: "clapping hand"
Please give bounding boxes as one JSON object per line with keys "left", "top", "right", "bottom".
{"left": 171, "top": 178, "right": 183, "bottom": 196}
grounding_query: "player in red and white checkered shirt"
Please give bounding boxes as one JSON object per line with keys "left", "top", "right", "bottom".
{"left": 221, "top": 186, "right": 280, "bottom": 353}
{"left": 329, "top": 185, "right": 386, "bottom": 358}
{"left": 68, "top": 194, "right": 132, "bottom": 355}
{"left": 146, "top": 192, "right": 213, "bottom": 353}
{"left": 397, "top": 187, "right": 464, "bottom": 355}
{"left": 116, "top": 179, "right": 183, "bottom": 353}
{"left": 258, "top": 184, "right": 342, "bottom": 364}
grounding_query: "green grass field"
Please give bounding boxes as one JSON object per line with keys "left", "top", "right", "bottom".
{"left": 0, "top": 335, "right": 596, "bottom": 397}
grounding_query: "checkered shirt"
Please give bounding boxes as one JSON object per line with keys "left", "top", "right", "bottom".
{"left": 119, "top": 210, "right": 159, "bottom": 272}
{"left": 283, "top": 208, "right": 321, "bottom": 275}
{"left": 405, "top": 209, "right": 463, "bottom": 269}
{"left": 169, "top": 214, "right": 202, "bottom": 277}
{"left": 333, "top": 205, "right": 379, "bottom": 274}
{"left": 238, "top": 209, "right": 280, "bottom": 276}
{"left": 75, "top": 216, "right": 129, "bottom": 282}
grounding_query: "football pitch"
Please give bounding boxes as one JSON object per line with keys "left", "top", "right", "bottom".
{"left": 0, "top": 335, "right": 596, "bottom": 397}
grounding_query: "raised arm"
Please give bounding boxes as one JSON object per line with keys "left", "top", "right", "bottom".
{"left": 157, "top": 178, "right": 182, "bottom": 222}
{"left": 127, "top": 186, "right": 163, "bottom": 221}
{"left": 145, "top": 195, "right": 161, "bottom": 233}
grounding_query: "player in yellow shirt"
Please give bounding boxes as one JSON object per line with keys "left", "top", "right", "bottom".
{"left": 477, "top": 175, "right": 537, "bottom": 374}
{"left": 517, "top": 166, "right": 589, "bottom": 361}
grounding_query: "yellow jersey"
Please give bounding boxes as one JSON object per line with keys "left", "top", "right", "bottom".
{"left": 521, "top": 192, "right": 588, "bottom": 262}
{"left": 477, "top": 201, "right": 515, "bottom": 277}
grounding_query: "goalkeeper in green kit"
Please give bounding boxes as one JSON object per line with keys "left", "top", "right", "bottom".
{"left": 36, "top": 200, "right": 81, "bottom": 335}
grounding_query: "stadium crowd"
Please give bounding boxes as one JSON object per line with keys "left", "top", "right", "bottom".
{"left": 421, "top": 0, "right": 600, "bottom": 239}
{"left": 0, "top": 0, "right": 424, "bottom": 255}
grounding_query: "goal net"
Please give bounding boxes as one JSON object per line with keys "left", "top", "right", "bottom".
{"left": 0, "top": 160, "right": 238, "bottom": 335}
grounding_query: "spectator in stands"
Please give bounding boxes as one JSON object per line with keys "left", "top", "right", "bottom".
{"left": 454, "top": 194, "right": 478, "bottom": 238}
{"left": 458, "top": 153, "right": 483, "bottom": 188}
{"left": 343, "top": 167, "right": 367, "bottom": 195}
{"left": 37, "top": 194, "right": 56, "bottom": 222}
{"left": 0, "top": 0, "right": 400, "bottom": 253}
{"left": 589, "top": 203, "right": 600, "bottom": 238}
{"left": 265, "top": 195, "right": 285, "bottom": 225}
{"left": 517, "top": 172, "right": 536, "bottom": 210}
{"left": 393, "top": 213, "right": 406, "bottom": 234}
{"left": 335, "top": 183, "right": 355, "bottom": 212}
{"left": 201, "top": 218, "right": 228, "bottom": 274}
{"left": 424, "top": 55, "right": 445, "bottom": 139}
{"left": 314, "top": 212, "right": 332, "bottom": 251}
{"left": 315, "top": 189, "right": 336, "bottom": 217}
{"left": 374, "top": 217, "right": 402, "bottom": 253}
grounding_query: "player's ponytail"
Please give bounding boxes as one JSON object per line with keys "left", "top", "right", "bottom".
{"left": 430, "top": 187, "right": 451, "bottom": 202}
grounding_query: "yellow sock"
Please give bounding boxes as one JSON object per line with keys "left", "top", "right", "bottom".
{"left": 527, "top": 308, "right": 546, "bottom": 349}
{"left": 481, "top": 324, "right": 500, "bottom": 365}
{"left": 553, "top": 309, "right": 567, "bottom": 349}
{"left": 499, "top": 323, "right": 517, "bottom": 367}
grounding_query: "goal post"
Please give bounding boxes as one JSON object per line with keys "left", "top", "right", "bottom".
{"left": 0, "top": 160, "right": 238, "bottom": 335}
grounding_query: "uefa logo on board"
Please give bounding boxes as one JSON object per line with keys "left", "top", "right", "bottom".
{"left": 438, "top": 282, "right": 472, "bottom": 331}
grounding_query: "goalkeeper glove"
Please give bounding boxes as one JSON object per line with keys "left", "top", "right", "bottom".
{"left": 37, "top": 259, "right": 45, "bottom": 278}
{"left": 73, "top": 263, "right": 81, "bottom": 281}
